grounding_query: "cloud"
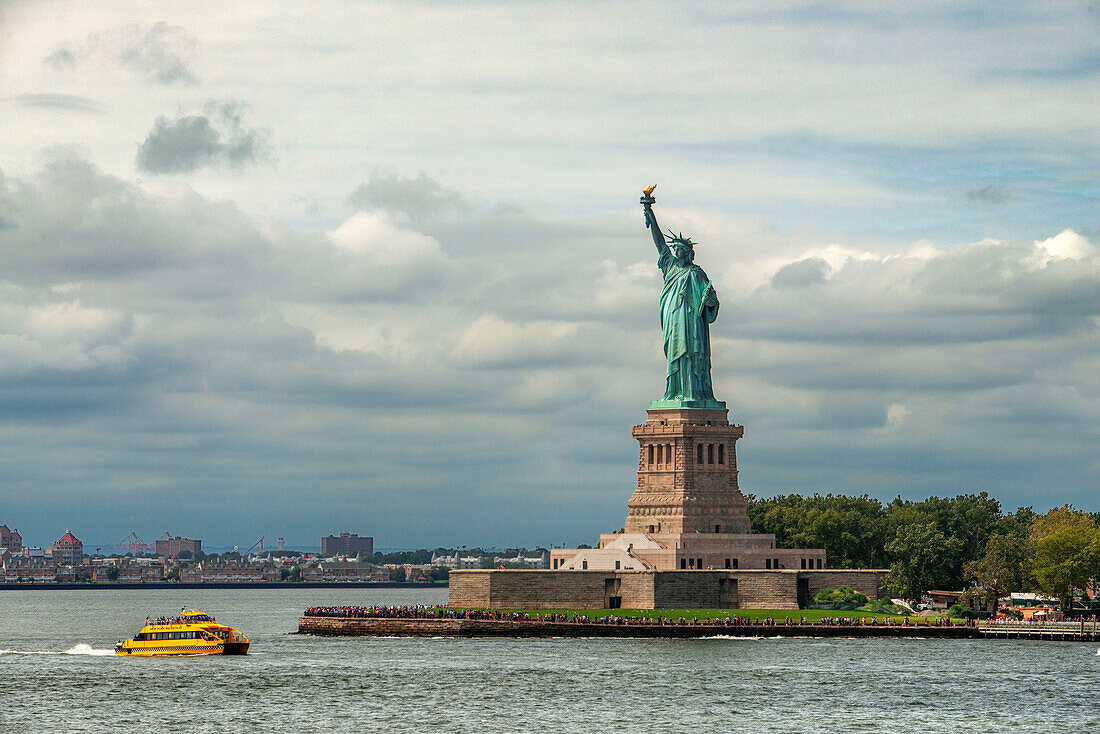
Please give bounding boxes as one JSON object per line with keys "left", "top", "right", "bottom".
{"left": 1, "top": 154, "right": 1099, "bottom": 547}
{"left": 45, "top": 21, "right": 198, "bottom": 85}
{"left": 347, "top": 172, "right": 471, "bottom": 223}
{"left": 10, "top": 94, "right": 105, "bottom": 114}
{"left": 323, "top": 210, "right": 450, "bottom": 298}
{"left": 136, "top": 101, "right": 272, "bottom": 173}
{"left": 965, "top": 184, "right": 1010, "bottom": 205}
{"left": 771, "top": 257, "right": 831, "bottom": 289}
{"left": 1036, "top": 229, "right": 1094, "bottom": 261}
{"left": 452, "top": 314, "right": 580, "bottom": 370}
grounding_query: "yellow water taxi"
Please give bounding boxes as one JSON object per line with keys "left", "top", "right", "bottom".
{"left": 115, "top": 610, "right": 249, "bottom": 656}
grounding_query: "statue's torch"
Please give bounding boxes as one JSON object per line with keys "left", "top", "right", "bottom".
{"left": 640, "top": 184, "right": 656, "bottom": 228}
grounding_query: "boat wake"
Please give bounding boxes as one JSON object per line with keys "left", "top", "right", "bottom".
{"left": 0, "top": 644, "right": 114, "bottom": 656}
{"left": 63, "top": 644, "right": 115, "bottom": 656}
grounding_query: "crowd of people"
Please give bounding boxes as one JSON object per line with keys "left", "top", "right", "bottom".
{"left": 303, "top": 604, "right": 975, "bottom": 627}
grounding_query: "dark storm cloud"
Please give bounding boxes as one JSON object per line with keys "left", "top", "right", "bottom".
{"left": 347, "top": 172, "right": 471, "bottom": 223}
{"left": 11, "top": 94, "right": 105, "bottom": 113}
{"left": 136, "top": 101, "right": 272, "bottom": 174}
{"left": 45, "top": 21, "right": 198, "bottom": 85}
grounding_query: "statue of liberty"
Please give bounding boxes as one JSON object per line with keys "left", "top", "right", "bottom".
{"left": 640, "top": 186, "right": 724, "bottom": 409}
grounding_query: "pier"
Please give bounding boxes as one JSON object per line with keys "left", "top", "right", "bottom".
{"left": 977, "top": 622, "right": 1100, "bottom": 642}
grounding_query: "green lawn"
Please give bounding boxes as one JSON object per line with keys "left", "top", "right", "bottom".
{"left": 455, "top": 607, "right": 941, "bottom": 623}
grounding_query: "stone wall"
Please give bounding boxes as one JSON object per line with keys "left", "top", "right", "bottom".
{"left": 450, "top": 568, "right": 886, "bottom": 610}
{"left": 449, "top": 570, "right": 612, "bottom": 609}
{"left": 732, "top": 572, "right": 801, "bottom": 609}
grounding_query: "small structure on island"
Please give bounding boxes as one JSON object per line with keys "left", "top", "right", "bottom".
{"left": 449, "top": 189, "right": 886, "bottom": 610}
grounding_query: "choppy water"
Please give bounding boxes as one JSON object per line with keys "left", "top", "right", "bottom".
{"left": 1, "top": 588, "right": 1097, "bottom": 732}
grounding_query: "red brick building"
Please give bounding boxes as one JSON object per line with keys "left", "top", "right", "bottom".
{"left": 52, "top": 531, "right": 83, "bottom": 566}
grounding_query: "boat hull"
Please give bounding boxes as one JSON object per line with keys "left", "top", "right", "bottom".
{"left": 115, "top": 643, "right": 225, "bottom": 656}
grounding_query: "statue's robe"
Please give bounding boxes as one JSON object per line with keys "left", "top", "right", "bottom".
{"left": 658, "top": 249, "right": 719, "bottom": 402}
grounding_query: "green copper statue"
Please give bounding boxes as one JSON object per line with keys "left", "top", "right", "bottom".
{"left": 641, "top": 186, "right": 724, "bottom": 409}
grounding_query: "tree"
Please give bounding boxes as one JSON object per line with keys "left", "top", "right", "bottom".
{"left": 884, "top": 521, "right": 964, "bottom": 598}
{"left": 749, "top": 493, "right": 891, "bottom": 568}
{"left": 105, "top": 566, "right": 120, "bottom": 581}
{"left": 964, "top": 533, "right": 1028, "bottom": 614}
{"left": 885, "top": 493, "right": 1003, "bottom": 588}
{"left": 389, "top": 567, "right": 407, "bottom": 582}
{"left": 166, "top": 566, "right": 180, "bottom": 581}
{"left": 1027, "top": 506, "right": 1100, "bottom": 610}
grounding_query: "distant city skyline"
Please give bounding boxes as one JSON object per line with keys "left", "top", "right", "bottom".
{"left": 1, "top": 2, "right": 1098, "bottom": 547}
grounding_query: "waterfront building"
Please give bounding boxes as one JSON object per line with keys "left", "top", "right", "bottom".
{"left": 321, "top": 532, "right": 374, "bottom": 556}
{"left": 155, "top": 534, "right": 202, "bottom": 557}
{"left": 52, "top": 531, "right": 83, "bottom": 566}
{"left": 182, "top": 560, "right": 277, "bottom": 583}
{"left": 302, "top": 560, "right": 385, "bottom": 582}
{"left": 1, "top": 553, "right": 57, "bottom": 582}
{"left": 92, "top": 560, "right": 164, "bottom": 583}
{"left": 0, "top": 524, "right": 23, "bottom": 553}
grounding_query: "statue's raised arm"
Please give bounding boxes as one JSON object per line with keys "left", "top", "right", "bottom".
{"left": 640, "top": 185, "right": 670, "bottom": 258}
{"left": 638, "top": 186, "right": 723, "bottom": 410}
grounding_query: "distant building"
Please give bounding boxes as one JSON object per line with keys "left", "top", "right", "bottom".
{"left": 180, "top": 560, "right": 278, "bottom": 583}
{"left": 492, "top": 552, "right": 550, "bottom": 569}
{"left": 302, "top": 560, "right": 385, "bottom": 582}
{"left": 321, "top": 532, "right": 373, "bottom": 557}
{"left": 52, "top": 531, "right": 83, "bottom": 566}
{"left": 1, "top": 553, "right": 57, "bottom": 582}
{"left": 0, "top": 525, "right": 22, "bottom": 552}
{"left": 92, "top": 559, "right": 164, "bottom": 583}
{"left": 155, "top": 534, "right": 202, "bottom": 558}
{"left": 430, "top": 553, "right": 481, "bottom": 569}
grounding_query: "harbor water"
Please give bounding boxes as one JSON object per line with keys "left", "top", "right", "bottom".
{"left": 2, "top": 587, "right": 1097, "bottom": 732}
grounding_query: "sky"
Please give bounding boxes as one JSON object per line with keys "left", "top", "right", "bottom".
{"left": 1, "top": 1, "right": 1098, "bottom": 550}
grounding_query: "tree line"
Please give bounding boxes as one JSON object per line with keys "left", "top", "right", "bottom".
{"left": 746, "top": 492, "right": 1100, "bottom": 609}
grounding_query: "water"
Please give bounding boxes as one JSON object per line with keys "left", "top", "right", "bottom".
{"left": 2, "top": 588, "right": 1097, "bottom": 732}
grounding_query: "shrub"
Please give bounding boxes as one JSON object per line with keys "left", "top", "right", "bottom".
{"left": 946, "top": 602, "right": 977, "bottom": 619}
{"left": 812, "top": 586, "right": 869, "bottom": 606}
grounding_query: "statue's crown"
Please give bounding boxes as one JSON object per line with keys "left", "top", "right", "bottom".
{"left": 665, "top": 232, "right": 696, "bottom": 248}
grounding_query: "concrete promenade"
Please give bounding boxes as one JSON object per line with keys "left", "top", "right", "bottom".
{"left": 298, "top": 615, "right": 980, "bottom": 639}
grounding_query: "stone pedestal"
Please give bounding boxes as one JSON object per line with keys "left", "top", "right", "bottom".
{"left": 625, "top": 408, "right": 750, "bottom": 535}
